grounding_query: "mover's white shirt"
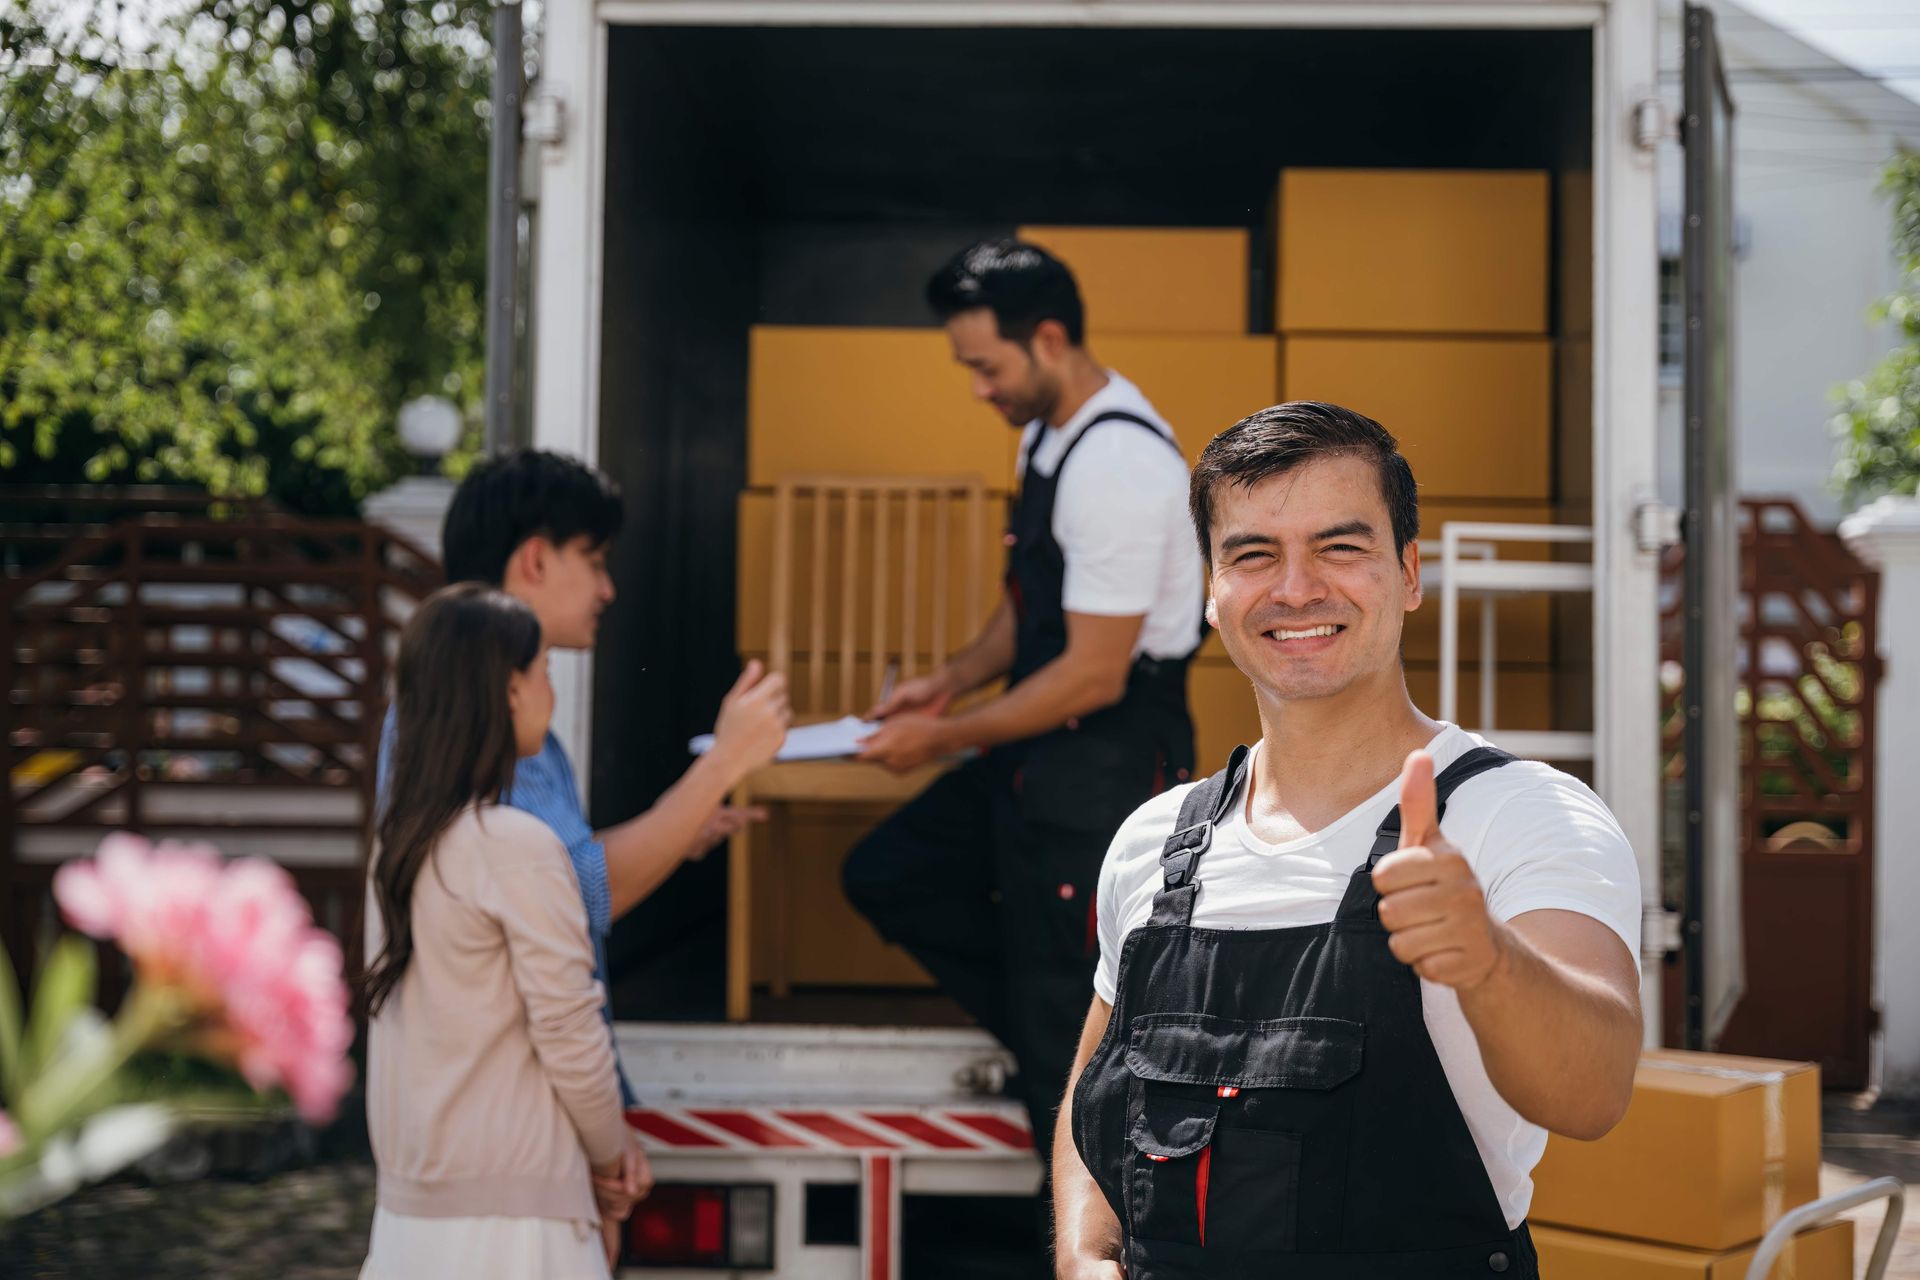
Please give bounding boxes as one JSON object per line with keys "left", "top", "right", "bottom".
{"left": 1092, "top": 724, "right": 1642, "bottom": 1229}
{"left": 1018, "top": 373, "right": 1202, "bottom": 661}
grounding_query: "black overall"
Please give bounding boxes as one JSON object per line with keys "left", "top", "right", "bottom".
{"left": 843, "top": 409, "right": 1198, "bottom": 1161}
{"left": 1071, "top": 745, "right": 1541, "bottom": 1279}
{"left": 1001, "top": 410, "right": 1199, "bottom": 833}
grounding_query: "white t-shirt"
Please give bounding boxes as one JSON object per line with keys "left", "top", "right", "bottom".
{"left": 1092, "top": 724, "right": 1641, "bottom": 1229}
{"left": 1018, "top": 373, "right": 1203, "bottom": 661}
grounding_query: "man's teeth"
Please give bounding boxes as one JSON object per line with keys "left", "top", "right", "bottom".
{"left": 1273, "top": 625, "right": 1340, "bottom": 640}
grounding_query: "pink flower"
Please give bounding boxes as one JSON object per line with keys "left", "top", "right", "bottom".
{"left": 0, "top": 1109, "right": 18, "bottom": 1159}
{"left": 53, "top": 835, "right": 356, "bottom": 1124}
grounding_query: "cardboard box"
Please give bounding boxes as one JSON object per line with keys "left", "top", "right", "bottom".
{"left": 1275, "top": 169, "right": 1549, "bottom": 334}
{"left": 1098, "top": 335, "right": 1279, "bottom": 461}
{"left": 1531, "top": 1050, "right": 1823, "bottom": 1252}
{"left": 1187, "top": 657, "right": 1262, "bottom": 777}
{"left": 1281, "top": 336, "right": 1552, "bottom": 501}
{"left": 1532, "top": 1220, "right": 1852, "bottom": 1280}
{"left": 748, "top": 328, "right": 1275, "bottom": 487}
{"left": 748, "top": 326, "right": 1019, "bottom": 488}
{"left": 1019, "top": 226, "right": 1249, "bottom": 335}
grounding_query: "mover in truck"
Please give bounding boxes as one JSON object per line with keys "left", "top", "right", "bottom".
{"left": 844, "top": 239, "right": 1202, "bottom": 1167}
{"left": 499, "top": 2, "right": 1737, "bottom": 1274}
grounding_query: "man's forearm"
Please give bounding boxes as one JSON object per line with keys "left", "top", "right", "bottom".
{"left": 1458, "top": 917, "right": 1642, "bottom": 1140}
{"left": 936, "top": 598, "right": 1017, "bottom": 699}
{"left": 1053, "top": 1076, "right": 1122, "bottom": 1273}
{"left": 599, "top": 748, "right": 747, "bottom": 918}
{"left": 1055, "top": 998, "right": 1123, "bottom": 1278}
{"left": 943, "top": 652, "right": 1125, "bottom": 753}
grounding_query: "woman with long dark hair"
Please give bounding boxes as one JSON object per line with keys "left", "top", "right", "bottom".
{"left": 360, "top": 584, "right": 640, "bottom": 1279}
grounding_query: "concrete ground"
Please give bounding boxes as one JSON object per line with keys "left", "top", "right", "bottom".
{"left": 1822, "top": 1095, "right": 1920, "bottom": 1280}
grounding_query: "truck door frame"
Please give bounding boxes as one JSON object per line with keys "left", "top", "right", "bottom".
{"left": 526, "top": 0, "right": 1668, "bottom": 1040}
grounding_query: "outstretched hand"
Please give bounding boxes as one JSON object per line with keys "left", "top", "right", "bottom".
{"left": 1370, "top": 750, "right": 1507, "bottom": 991}
{"left": 712, "top": 659, "right": 791, "bottom": 775}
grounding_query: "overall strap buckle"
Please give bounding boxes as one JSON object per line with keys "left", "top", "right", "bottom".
{"left": 1160, "top": 820, "right": 1214, "bottom": 890}
{"left": 1152, "top": 744, "right": 1251, "bottom": 922}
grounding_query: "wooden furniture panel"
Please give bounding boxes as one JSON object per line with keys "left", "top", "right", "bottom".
{"left": 728, "top": 474, "right": 990, "bottom": 1019}
{"left": 736, "top": 487, "right": 1004, "bottom": 663}
{"left": 748, "top": 803, "right": 933, "bottom": 991}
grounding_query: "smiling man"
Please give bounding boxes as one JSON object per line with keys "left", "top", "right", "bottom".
{"left": 1051, "top": 403, "right": 1644, "bottom": 1280}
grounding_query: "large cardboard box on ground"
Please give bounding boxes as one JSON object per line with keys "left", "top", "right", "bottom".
{"left": 1018, "top": 226, "right": 1249, "bottom": 336}
{"left": 1275, "top": 169, "right": 1549, "bottom": 334}
{"left": 1282, "top": 336, "right": 1553, "bottom": 501}
{"left": 1532, "top": 1220, "right": 1852, "bottom": 1280}
{"left": 1531, "top": 1050, "right": 1823, "bottom": 1252}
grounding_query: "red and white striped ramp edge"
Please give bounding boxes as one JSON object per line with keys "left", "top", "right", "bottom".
{"left": 624, "top": 1104, "right": 1033, "bottom": 1157}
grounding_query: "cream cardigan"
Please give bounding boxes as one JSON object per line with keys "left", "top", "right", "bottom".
{"left": 365, "top": 805, "right": 627, "bottom": 1223}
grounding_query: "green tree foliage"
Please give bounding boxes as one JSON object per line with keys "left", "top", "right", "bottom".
{"left": 1, "top": 0, "right": 496, "bottom": 514}
{"left": 1831, "top": 150, "right": 1920, "bottom": 506}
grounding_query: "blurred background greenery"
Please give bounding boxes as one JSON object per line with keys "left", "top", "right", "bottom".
{"left": 0, "top": 0, "right": 504, "bottom": 515}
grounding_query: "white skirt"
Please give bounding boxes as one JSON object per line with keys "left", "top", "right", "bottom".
{"left": 360, "top": 1206, "right": 610, "bottom": 1280}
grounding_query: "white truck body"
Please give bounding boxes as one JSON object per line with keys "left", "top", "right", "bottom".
{"left": 526, "top": 4, "right": 1675, "bottom": 1273}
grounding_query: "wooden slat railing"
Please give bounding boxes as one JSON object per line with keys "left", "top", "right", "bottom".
{"left": 2, "top": 495, "right": 442, "bottom": 990}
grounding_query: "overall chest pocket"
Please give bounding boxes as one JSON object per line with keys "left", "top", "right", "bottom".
{"left": 1123, "top": 1014, "right": 1363, "bottom": 1253}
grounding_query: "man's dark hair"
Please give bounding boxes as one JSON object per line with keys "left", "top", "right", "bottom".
{"left": 1189, "top": 401, "right": 1419, "bottom": 564}
{"left": 926, "top": 239, "right": 1085, "bottom": 346}
{"left": 440, "top": 449, "right": 624, "bottom": 586}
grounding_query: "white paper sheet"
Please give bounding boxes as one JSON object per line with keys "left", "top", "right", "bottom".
{"left": 688, "top": 714, "right": 879, "bottom": 763}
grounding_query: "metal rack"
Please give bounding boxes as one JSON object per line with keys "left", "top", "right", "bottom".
{"left": 1426, "top": 521, "right": 1596, "bottom": 763}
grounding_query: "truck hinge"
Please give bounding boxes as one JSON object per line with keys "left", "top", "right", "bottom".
{"left": 1634, "top": 500, "right": 1681, "bottom": 553}
{"left": 526, "top": 93, "right": 567, "bottom": 148}
{"left": 1634, "top": 98, "right": 1674, "bottom": 151}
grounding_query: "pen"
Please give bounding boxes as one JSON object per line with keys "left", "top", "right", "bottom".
{"left": 878, "top": 660, "right": 898, "bottom": 711}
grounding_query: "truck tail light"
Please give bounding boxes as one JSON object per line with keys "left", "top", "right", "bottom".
{"left": 626, "top": 1183, "right": 775, "bottom": 1270}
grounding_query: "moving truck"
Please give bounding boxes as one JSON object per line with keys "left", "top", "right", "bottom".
{"left": 503, "top": 2, "right": 1738, "bottom": 1273}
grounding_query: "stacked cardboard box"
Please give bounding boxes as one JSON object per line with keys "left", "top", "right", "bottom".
{"left": 1528, "top": 1049, "right": 1850, "bottom": 1278}
{"left": 1269, "top": 169, "right": 1558, "bottom": 738}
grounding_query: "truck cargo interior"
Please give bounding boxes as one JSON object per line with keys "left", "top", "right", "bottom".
{"left": 591, "top": 23, "right": 1597, "bottom": 1022}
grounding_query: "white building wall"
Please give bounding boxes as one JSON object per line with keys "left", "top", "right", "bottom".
{"left": 1659, "top": 0, "right": 1920, "bottom": 527}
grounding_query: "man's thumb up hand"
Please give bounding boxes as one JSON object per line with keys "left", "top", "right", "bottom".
{"left": 1396, "top": 750, "right": 1439, "bottom": 850}
{"left": 1373, "top": 748, "right": 1505, "bottom": 991}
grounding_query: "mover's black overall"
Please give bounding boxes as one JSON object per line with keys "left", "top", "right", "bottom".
{"left": 844, "top": 411, "right": 1198, "bottom": 1159}
{"left": 1071, "top": 744, "right": 1541, "bottom": 1278}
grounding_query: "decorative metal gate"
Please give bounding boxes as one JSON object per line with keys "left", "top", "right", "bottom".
{"left": 1661, "top": 498, "right": 1881, "bottom": 1088}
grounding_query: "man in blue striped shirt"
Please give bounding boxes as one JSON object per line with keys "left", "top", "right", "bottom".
{"left": 376, "top": 450, "right": 790, "bottom": 1108}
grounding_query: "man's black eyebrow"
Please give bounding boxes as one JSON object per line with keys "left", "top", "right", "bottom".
{"left": 1312, "top": 521, "right": 1377, "bottom": 542}
{"left": 1218, "top": 532, "right": 1278, "bottom": 554}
